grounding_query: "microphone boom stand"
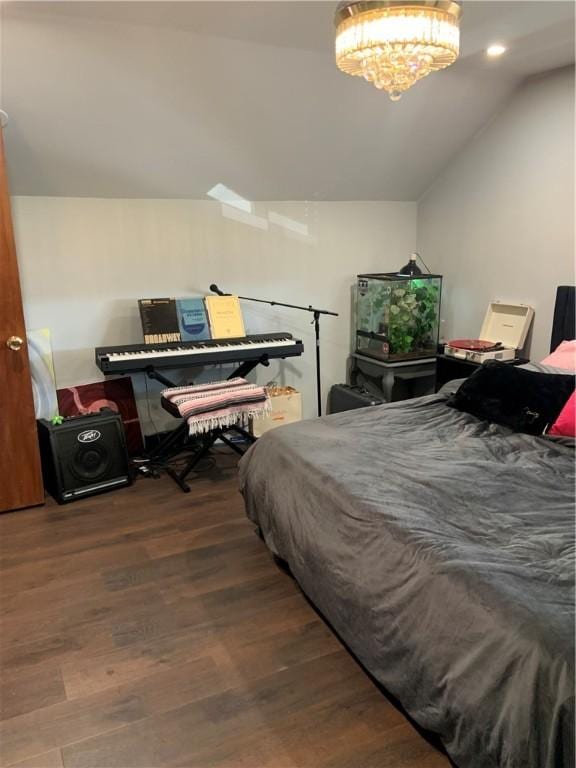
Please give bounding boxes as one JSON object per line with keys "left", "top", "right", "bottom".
{"left": 210, "top": 285, "right": 338, "bottom": 417}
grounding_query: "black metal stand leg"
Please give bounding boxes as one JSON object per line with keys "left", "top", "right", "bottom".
{"left": 164, "top": 424, "right": 255, "bottom": 492}
{"left": 145, "top": 367, "right": 178, "bottom": 388}
{"left": 313, "top": 310, "right": 322, "bottom": 417}
{"left": 231, "top": 425, "right": 256, "bottom": 443}
{"left": 146, "top": 420, "right": 190, "bottom": 461}
{"left": 219, "top": 433, "right": 247, "bottom": 456}
{"left": 165, "top": 433, "right": 218, "bottom": 493}
{"left": 228, "top": 355, "right": 269, "bottom": 380}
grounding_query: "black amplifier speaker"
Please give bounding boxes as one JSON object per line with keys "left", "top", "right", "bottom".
{"left": 328, "top": 384, "right": 385, "bottom": 414}
{"left": 37, "top": 411, "right": 132, "bottom": 504}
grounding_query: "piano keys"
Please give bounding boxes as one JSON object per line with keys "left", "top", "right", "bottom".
{"left": 95, "top": 333, "right": 304, "bottom": 375}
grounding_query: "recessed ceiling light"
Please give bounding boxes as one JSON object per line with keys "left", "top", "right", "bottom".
{"left": 486, "top": 44, "right": 507, "bottom": 58}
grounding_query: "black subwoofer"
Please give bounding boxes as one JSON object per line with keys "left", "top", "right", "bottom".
{"left": 37, "top": 411, "right": 131, "bottom": 504}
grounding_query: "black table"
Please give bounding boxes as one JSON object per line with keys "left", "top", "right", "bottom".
{"left": 348, "top": 352, "right": 437, "bottom": 402}
{"left": 435, "top": 354, "right": 530, "bottom": 392}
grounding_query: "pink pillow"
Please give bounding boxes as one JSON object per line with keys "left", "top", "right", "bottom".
{"left": 541, "top": 340, "right": 576, "bottom": 372}
{"left": 549, "top": 391, "right": 576, "bottom": 437}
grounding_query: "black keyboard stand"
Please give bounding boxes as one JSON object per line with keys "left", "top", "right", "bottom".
{"left": 145, "top": 354, "right": 270, "bottom": 491}
{"left": 145, "top": 367, "right": 178, "bottom": 389}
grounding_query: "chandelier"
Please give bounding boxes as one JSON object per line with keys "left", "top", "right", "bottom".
{"left": 335, "top": 1, "right": 462, "bottom": 101}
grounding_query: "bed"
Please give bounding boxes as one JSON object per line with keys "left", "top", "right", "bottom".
{"left": 239, "top": 288, "right": 575, "bottom": 768}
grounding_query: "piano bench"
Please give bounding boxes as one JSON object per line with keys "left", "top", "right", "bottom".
{"left": 156, "top": 393, "right": 256, "bottom": 494}
{"left": 161, "top": 396, "right": 181, "bottom": 419}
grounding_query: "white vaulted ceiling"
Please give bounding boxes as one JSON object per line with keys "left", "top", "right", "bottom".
{"left": 1, "top": 1, "right": 574, "bottom": 200}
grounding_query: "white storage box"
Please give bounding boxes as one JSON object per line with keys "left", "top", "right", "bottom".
{"left": 444, "top": 302, "right": 534, "bottom": 363}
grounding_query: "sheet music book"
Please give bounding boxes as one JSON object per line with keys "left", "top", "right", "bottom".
{"left": 138, "top": 298, "right": 182, "bottom": 344}
{"left": 176, "top": 298, "right": 211, "bottom": 342}
{"left": 204, "top": 295, "right": 246, "bottom": 339}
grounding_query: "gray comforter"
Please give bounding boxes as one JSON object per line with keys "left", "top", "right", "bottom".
{"left": 239, "top": 392, "right": 575, "bottom": 768}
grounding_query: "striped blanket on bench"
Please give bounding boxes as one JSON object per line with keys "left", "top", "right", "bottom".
{"left": 162, "top": 378, "right": 270, "bottom": 435}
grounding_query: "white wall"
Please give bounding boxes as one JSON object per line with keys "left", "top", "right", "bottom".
{"left": 13, "top": 67, "right": 573, "bottom": 436}
{"left": 417, "top": 66, "right": 575, "bottom": 361}
{"left": 13, "top": 198, "right": 417, "bottom": 430}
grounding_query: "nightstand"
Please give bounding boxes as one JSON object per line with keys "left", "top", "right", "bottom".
{"left": 435, "top": 354, "right": 529, "bottom": 392}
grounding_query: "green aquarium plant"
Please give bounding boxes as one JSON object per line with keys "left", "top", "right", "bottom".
{"left": 385, "top": 281, "right": 440, "bottom": 354}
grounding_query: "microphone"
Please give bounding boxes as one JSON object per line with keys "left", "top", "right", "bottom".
{"left": 209, "top": 283, "right": 225, "bottom": 296}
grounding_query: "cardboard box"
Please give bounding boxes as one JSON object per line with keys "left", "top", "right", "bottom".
{"left": 252, "top": 386, "right": 302, "bottom": 437}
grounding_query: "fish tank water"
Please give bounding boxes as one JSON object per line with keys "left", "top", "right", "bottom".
{"left": 355, "top": 273, "right": 442, "bottom": 362}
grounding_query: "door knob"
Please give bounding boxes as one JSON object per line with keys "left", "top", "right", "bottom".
{"left": 6, "top": 336, "right": 23, "bottom": 351}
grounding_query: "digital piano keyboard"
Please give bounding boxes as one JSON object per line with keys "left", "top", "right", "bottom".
{"left": 95, "top": 333, "right": 304, "bottom": 375}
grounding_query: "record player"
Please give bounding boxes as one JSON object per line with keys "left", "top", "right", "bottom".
{"left": 444, "top": 302, "right": 534, "bottom": 364}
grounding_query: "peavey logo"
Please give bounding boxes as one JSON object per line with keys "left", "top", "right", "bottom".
{"left": 77, "top": 429, "right": 101, "bottom": 444}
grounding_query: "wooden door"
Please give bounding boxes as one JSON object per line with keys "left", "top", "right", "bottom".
{"left": 0, "top": 124, "right": 44, "bottom": 511}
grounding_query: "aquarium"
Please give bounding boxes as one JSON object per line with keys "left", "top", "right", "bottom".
{"left": 355, "top": 273, "right": 442, "bottom": 362}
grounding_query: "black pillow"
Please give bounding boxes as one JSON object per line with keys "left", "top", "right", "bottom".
{"left": 447, "top": 361, "right": 576, "bottom": 435}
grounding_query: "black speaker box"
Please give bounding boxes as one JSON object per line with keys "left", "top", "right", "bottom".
{"left": 37, "top": 411, "right": 132, "bottom": 504}
{"left": 328, "top": 384, "right": 385, "bottom": 414}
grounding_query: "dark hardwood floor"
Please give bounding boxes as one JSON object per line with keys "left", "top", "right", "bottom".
{"left": 0, "top": 453, "right": 450, "bottom": 768}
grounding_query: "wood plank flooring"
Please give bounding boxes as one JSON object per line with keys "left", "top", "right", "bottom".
{"left": 0, "top": 454, "right": 451, "bottom": 768}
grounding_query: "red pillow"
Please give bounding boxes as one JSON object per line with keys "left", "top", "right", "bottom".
{"left": 549, "top": 390, "right": 576, "bottom": 437}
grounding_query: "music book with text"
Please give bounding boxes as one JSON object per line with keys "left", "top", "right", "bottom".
{"left": 205, "top": 295, "right": 246, "bottom": 339}
{"left": 176, "top": 298, "right": 211, "bottom": 342}
{"left": 138, "top": 298, "right": 181, "bottom": 344}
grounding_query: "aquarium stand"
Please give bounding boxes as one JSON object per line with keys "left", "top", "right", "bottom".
{"left": 348, "top": 353, "right": 437, "bottom": 403}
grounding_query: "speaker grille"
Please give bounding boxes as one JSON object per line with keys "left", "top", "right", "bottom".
{"left": 70, "top": 445, "right": 111, "bottom": 481}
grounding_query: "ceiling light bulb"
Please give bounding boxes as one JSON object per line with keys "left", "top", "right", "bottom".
{"left": 486, "top": 44, "right": 507, "bottom": 58}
